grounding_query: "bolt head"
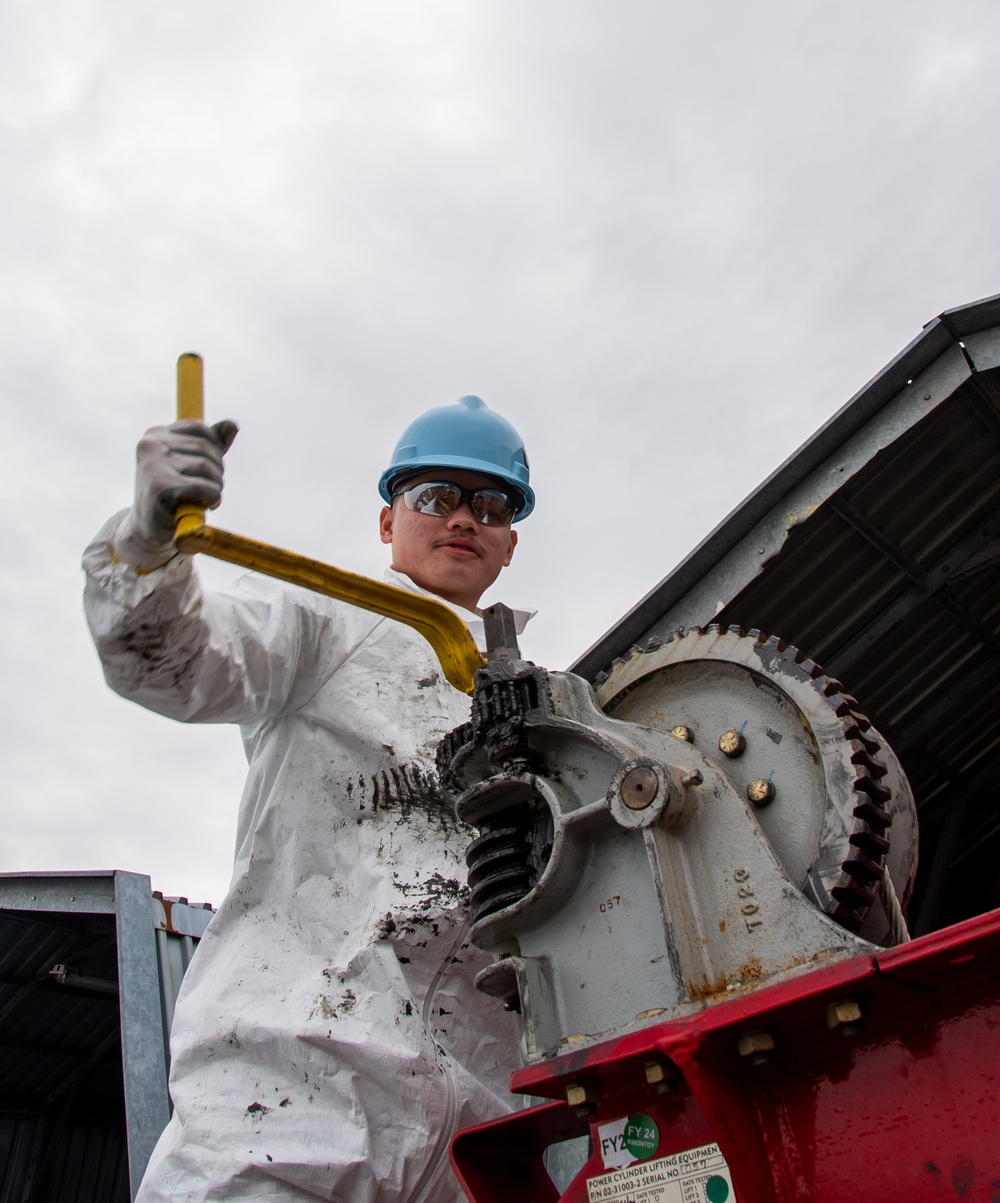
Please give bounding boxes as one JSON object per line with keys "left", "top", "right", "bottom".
{"left": 643, "top": 1059, "right": 678, "bottom": 1093}
{"left": 737, "top": 1029, "right": 774, "bottom": 1063}
{"left": 719, "top": 730, "right": 746, "bottom": 758}
{"left": 644, "top": 1060, "right": 667, "bottom": 1085}
{"left": 747, "top": 778, "right": 776, "bottom": 806}
{"left": 826, "top": 998, "right": 863, "bottom": 1035}
{"left": 671, "top": 725, "right": 694, "bottom": 743}
{"left": 620, "top": 766, "right": 660, "bottom": 810}
{"left": 565, "top": 1080, "right": 600, "bottom": 1115}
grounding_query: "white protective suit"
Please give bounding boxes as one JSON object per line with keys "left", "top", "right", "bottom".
{"left": 83, "top": 512, "right": 529, "bottom": 1202}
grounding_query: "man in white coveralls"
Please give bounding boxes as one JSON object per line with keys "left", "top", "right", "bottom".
{"left": 83, "top": 394, "right": 534, "bottom": 1201}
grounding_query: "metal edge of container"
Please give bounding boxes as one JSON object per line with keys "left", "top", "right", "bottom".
{"left": 571, "top": 292, "right": 1000, "bottom": 681}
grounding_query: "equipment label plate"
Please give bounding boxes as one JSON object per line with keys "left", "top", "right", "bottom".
{"left": 586, "top": 1142, "right": 733, "bottom": 1202}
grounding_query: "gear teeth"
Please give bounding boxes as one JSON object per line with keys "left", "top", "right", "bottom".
{"left": 841, "top": 855, "right": 884, "bottom": 885}
{"left": 597, "top": 629, "right": 682, "bottom": 689}
{"left": 832, "top": 910, "right": 863, "bottom": 932}
{"left": 853, "top": 770, "right": 892, "bottom": 805}
{"left": 794, "top": 653, "right": 823, "bottom": 680}
{"left": 850, "top": 829, "right": 890, "bottom": 857}
{"left": 850, "top": 748, "right": 888, "bottom": 779}
{"left": 833, "top": 876, "right": 879, "bottom": 906}
{"left": 596, "top": 621, "right": 902, "bottom": 936}
{"left": 843, "top": 721, "right": 880, "bottom": 753}
{"left": 598, "top": 629, "right": 683, "bottom": 689}
{"left": 853, "top": 799, "right": 893, "bottom": 830}
{"left": 437, "top": 722, "right": 474, "bottom": 794}
{"left": 830, "top": 896, "right": 868, "bottom": 930}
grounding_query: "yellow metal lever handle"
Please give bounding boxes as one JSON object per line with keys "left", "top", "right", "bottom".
{"left": 174, "top": 354, "right": 207, "bottom": 539}
{"left": 172, "top": 353, "right": 486, "bottom": 694}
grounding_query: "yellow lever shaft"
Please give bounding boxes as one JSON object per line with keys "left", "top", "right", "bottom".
{"left": 171, "top": 354, "right": 486, "bottom": 694}
{"left": 175, "top": 353, "right": 207, "bottom": 539}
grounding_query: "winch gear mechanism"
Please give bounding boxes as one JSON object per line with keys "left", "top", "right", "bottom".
{"left": 594, "top": 625, "right": 917, "bottom": 944}
{"left": 438, "top": 620, "right": 918, "bottom": 1062}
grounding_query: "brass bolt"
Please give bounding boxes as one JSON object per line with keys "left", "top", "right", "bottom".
{"left": 719, "top": 730, "right": 746, "bottom": 758}
{"left": 737, "top": 1029, "right": 774, "bottom": 1066}
{"left": 826, "top": 998, "right": 863, "bottom": 1037}
{"left": 620, "top": 766, "right": 660, "bottom": 811}
{"left": 644, "top": 1059, "right": 678, "bottom": 1094}
{"left": 747, "top": 778, "right": 776, "bottom": 807}
{"left": 565, "top": 1079, "right": 601, "bottom": 1116}
{"left": 671, "top": 725, "right": 694, "bottom": 743}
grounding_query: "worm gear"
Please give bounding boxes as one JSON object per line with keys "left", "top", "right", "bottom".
{"left": 594, "top": 625, "right": 917, "bottom": 943}
{"left": 438, "top": 615, "right": 919, "bottom": 1059}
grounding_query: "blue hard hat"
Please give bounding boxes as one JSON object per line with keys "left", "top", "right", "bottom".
{"left": 378, "top": 395, "right": 534, "bottom": 520}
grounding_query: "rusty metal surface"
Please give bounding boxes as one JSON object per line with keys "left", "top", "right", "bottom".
{"left": 572, "top": 294, "right": 1000, "bottom": 937}
{"left": 441, "top": 632, "right": 920, "bottom": 1064}
{"left": 452, "top": 905, "right": 1000, "bottom": 1202}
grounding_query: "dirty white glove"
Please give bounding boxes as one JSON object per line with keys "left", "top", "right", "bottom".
{"left": 113, "top": 419, "right": 239, "bottom": 571}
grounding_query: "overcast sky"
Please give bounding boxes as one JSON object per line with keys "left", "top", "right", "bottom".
{"left": 3, "top": 1, "right": 999, "bottom": 907}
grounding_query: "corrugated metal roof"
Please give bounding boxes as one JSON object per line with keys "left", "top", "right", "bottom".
{"left": 0, "top": 873, "right": 214, "bottom": 1201}
{"left": 0, "top": 908, "right": 128, "bottom": 1202}
{"left": 574, "top": 293, "right": 1000, "bottom": 937}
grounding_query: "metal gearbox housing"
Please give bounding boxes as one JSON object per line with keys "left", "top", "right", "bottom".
{"left": 438, "top": 624, "right": 917, "bottom": 1064}
{"left": 595, "top": 626, "right": 918, "bottom": 946}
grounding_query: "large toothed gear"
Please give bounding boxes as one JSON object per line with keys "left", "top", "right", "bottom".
{"left": 594, "top": 625, "right": 918, "bottom": 944}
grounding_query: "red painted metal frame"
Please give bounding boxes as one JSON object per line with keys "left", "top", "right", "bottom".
{"left": 451, "top": 908, "right": 1000, "bottom": 1202}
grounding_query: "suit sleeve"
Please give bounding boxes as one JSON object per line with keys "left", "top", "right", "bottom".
{"left": 83, "top": 510, "right": 351, "bottom": 724}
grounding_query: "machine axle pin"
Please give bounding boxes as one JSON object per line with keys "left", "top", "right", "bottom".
{"left": 620, "top": 766, "right": 660, "bottom": 810}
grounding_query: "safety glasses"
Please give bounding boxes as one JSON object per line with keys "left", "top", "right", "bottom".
{"left": 394, "top": 480, "right": 520, "bottom": 526}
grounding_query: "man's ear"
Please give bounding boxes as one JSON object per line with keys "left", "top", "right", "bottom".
{"left": 503, "top": 529, "right": 518, "bottom": 568}
{"left": 379, "top": 504, "right": 394, "bottom": 545}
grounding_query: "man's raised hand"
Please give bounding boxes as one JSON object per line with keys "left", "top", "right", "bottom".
{"left": 113, "top": 419, "right": 238, "bottom": 570}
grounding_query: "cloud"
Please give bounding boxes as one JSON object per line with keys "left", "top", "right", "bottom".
{"left": 2, "top": 0, "right": 999, "bottom": 903}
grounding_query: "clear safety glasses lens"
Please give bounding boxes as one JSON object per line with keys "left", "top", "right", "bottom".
{"left": 396, "top": 481, "right": 518, "bottom": 526}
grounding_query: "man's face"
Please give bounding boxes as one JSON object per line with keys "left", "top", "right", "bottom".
{"left": 379, "top": 468, "right": 518, "bottom": 612}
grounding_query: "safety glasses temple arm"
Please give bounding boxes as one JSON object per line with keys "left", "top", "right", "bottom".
{"left": 171, "top": 354, "right": 485, "bottom": 694}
